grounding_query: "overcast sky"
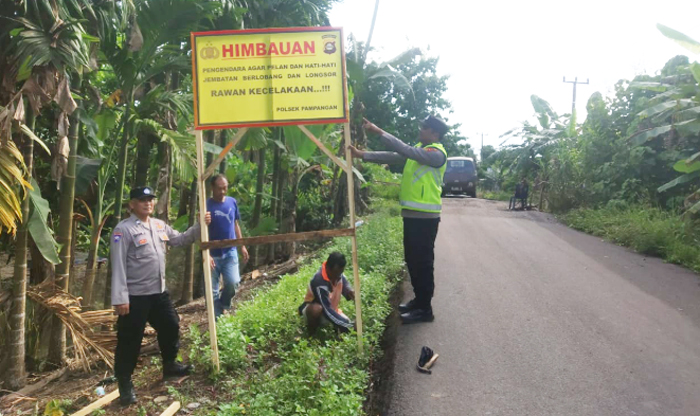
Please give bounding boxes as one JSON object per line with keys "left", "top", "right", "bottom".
{"left": 328, "top": 0, "right": 700, "bottom": 155}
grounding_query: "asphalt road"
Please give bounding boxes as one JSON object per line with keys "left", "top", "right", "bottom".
{"left": 387, "top": 197, "right": 700, "bottom": 416}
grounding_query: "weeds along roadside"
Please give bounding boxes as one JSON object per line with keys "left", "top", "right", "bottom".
{"left": 185, "top": 199, "right": 404, "bottom": 416}
{"left": 563, "top": 204, "right": 700, "bottom": 273}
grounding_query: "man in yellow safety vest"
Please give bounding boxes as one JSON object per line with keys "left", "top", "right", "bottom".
{"left": 349, "top": 115, "right": 448, "bottom": 323}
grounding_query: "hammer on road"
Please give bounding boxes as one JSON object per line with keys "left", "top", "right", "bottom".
{"left": 416, "top": 346, "right": 439, "bottom": 374}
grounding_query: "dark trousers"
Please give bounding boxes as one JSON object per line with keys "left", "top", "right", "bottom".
{"left": 114, "top": 291, "right": 180, "bottom": 380}
{"left": 403, "top": 217, "right": 440, "bottom": 310}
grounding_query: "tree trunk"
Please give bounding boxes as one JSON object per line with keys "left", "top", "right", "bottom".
{"left": 49, "top": 113, "right": 80, "bottom": 366}
{"left": 179, "top": 180, "right": 197, "bottom": 305}
{"left": 81, "top": 185, "right": 103, "bottom": 308}
{"left": 251, "top": 148, "right": 266, "bottom": 228}
{"left": 104, "top": 98, "right": 132, "bottom": 310}
{"left": 205, "top": 130, "right": 215, "bottom": 197}
{"left": 267, "top": 140, "right": 281, "bottom": 263}
{"left": 287, "top": 170, "right": 300, "bottom": 258}
{"left": 7, "top": 109, "right": 35, "bottom": 389}
{"left": 30, "top": 237, "right": 55, "bottom": 286}
{"left": 332, "top": 172, "right": 348, "bottom": 226}
{"left": 155, "top": 141, "right": 172, "bottom": 222}
{"left": 219, "top": 130, "right": 227, "bottom": 173}
{"left": 277, "top": 166, "right": 288, "bottom": 259}
{"left": 134, "top": 132, "right": 152, "bottom": 187}
{"left": 177, "top": 182, "right": 190, "bottom": 218}
{"left": 251, "top": 148, "right": 266, "bottom": 266}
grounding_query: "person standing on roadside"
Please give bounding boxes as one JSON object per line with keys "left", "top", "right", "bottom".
{"left": 348, "top": 116, "right": 448, "bottom": 324}
{"left": 207, "top": 174, "right": 249, "bottom": 318}
{"left": 111, "top": 186, "right": 211, "bottom": 406}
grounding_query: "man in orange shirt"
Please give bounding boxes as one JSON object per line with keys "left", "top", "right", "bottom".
{"left": 298, "top": 252, "right": 355, "bottom": 334}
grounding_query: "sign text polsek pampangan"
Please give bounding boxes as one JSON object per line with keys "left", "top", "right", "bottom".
{"left": 191, "top": 27, "right": 348, "bottom": 129}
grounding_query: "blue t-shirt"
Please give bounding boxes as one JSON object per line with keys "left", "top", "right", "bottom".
{"left": 207, "top": 197, "right": 240, "bottom": 258}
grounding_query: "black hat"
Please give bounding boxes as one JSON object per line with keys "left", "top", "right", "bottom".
{"left": 421, "top": 115, "right": 449, "bottom": 136}
{"left": 130, "top": 186, "right": 156, "bottom": 200}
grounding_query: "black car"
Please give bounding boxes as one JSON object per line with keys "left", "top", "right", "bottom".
{"left": 442, "top": 157, "right": 477, "bottom": 198}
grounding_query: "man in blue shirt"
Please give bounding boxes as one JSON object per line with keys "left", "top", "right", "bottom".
{"left": 207, "top": 174, "right": 249, "bottom": 318}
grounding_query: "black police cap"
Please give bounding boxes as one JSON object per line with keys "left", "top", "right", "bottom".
{"left": 130, "top": 186, "right": 156, "bottom": 200}
{"left": 421, "top": 115, "right": 449, "bottom": 136}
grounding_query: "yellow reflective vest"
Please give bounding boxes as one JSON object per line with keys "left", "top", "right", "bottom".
{"left": 399, "top": 143, "right": 447, "bottom": 213}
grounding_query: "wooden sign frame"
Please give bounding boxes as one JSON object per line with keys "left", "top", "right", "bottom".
{"left": 192, "top": 27, "right": 363, "bottom": 372}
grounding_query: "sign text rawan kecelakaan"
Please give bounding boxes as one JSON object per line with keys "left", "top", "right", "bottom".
{"left": 191, "top": 27, "right": 348, "bottom": 129}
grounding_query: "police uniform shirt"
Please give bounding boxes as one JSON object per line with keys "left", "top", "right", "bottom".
{"left": 111, "top": 215, "right": 200, "bottom": 305}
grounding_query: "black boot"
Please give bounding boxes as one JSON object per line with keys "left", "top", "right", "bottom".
{"left": 117, "top": 378, "right": 137, "bottom": 406}
{"left": 400, "top": 308, "right": 434, "bottom": 324}
{"left": 398, "top": 298, "right": 418, "bottom": 314}
{"left": 163, "top": 361, "right": 192, "bottom": 379}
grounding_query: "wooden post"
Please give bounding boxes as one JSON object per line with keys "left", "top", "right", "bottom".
{"left": 343, "top": 122, "right": 363, "bottom": 353}
{"left": 194, "top": 130, "right": 220, "bottom": 372}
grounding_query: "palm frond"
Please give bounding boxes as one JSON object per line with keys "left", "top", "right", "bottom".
{"left": 0, "top": 140, "right": 30, "bottom": 236}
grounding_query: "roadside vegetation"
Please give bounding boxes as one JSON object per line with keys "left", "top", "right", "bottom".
{"left": 186, "top": 201, "right": 403, "bottom": 416}
{"left": 478, "top": 25, "right": 700, "bottom": 273}
{"left": 564, "top": 205, "right": 700, "bottom": 272}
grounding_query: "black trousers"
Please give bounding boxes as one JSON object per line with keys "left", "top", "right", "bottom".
{"left": 403, "top": 217, "right": 440, "bottom": 309}
{"left": 114, "top": 291, "right": 180, "bottom": 380}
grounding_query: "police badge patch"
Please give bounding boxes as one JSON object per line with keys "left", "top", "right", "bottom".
{"left": 113, "top": 232, "right": 122, "bottom": 243}
{"left": 322, "top": 34, "right": 337, "bottom": 55}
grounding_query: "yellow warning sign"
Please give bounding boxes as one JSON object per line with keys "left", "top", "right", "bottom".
{"left": 191, "top": 27, "right": 348, "bottom": 129}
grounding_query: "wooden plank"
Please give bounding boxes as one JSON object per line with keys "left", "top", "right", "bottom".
{"left": 69, "top": 389, "right": 119, "bottom": 416}
{"left": 195, "top": 130, "right": 220, "bottom": 372}
{"left": 344, "top": 122, "right": 364, "bottom": 353}
{"left": 201, "top": 228, "right": 355, "bottom": 250}
{"left": 298, "top": 125, "right": 349, "bottom": 173}
{"left": 202, "top": 128, "right": 248, "bottom": 181}
{"left": 159, "top": 401, "right": 181, "bottom": 416}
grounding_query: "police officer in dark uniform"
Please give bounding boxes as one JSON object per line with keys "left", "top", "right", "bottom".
{"left": 349, "top": 116, "right": 449, "bottom": 324}
{"left": 110, "top": 186, "right": 210, "bottom": 406}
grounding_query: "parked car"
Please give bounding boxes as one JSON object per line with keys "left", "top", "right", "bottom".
{"left": 442, "top": 157, "right": 477, "bottom": 197}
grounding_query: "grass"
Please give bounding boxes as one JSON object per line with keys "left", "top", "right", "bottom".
{"left": 185, "top": 202, "right": 405, "bottom": 416}
{"left": 479, "top": 189, "right": 512, "bottom": 201}
{"left": 564, "top": 205, "right": 700, "bottom": 272}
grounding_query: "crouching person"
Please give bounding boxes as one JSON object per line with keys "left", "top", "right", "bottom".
{"left": 110, "top": 187, "right": 211, "bottom": 406}
{"left": 298, "top": 252, "right": 356, "bottom": 335}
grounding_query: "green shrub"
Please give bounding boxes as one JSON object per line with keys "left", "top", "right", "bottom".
{"left": 564, "top": 205, "right": 700, "bottom": 272}
{"left": 188, "top": 203, "right": 404, "bottom": 416}
{"left": 605, "top": 199, "right": 628, "bottom": 211}
{"left": 297, "top": 187, "right": 334, "bottom": 232}
{"left": 364, "top": 163, "right": 401, "bottom": 201}
{"left": 480, "top": 190, "right": 511, "bottom": 201}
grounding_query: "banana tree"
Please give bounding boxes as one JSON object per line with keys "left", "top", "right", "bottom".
{"left": 497, "top": 95, "right": 576, "bottom": 210}
{"left": 628, "top": 25, "right": 700, "bottom": 214}
{"left": 78, "top": 108, "right": 119, "bottom": 308}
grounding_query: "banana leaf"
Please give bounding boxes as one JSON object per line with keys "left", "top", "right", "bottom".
{"left": 75, "top": 156, "right": 102, "bottom": 196}
{"left": 27, "top": 178, "right": 61, "bottom": 264}
{"left": 657, "top": 24, "right": 700, "bottom": 55}
{"left": 657, "top": 170, "right": 700, "bottom": 193}
{"left": 629, "top": 125, "right": 673, "bottom": 146}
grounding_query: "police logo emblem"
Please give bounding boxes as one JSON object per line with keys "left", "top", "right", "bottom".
{"left": 200, "top": 43, "right": 219, "bottom": 60}
{"left": 322, "top": 34, "right": 337, "bottom": 55}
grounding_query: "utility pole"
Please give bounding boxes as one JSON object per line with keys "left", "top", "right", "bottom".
{"left": 563, "top": 76, "right": 589, "bottom": 115}
{"left": 476, "top": 132, "right": 485, "bottom": 162}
